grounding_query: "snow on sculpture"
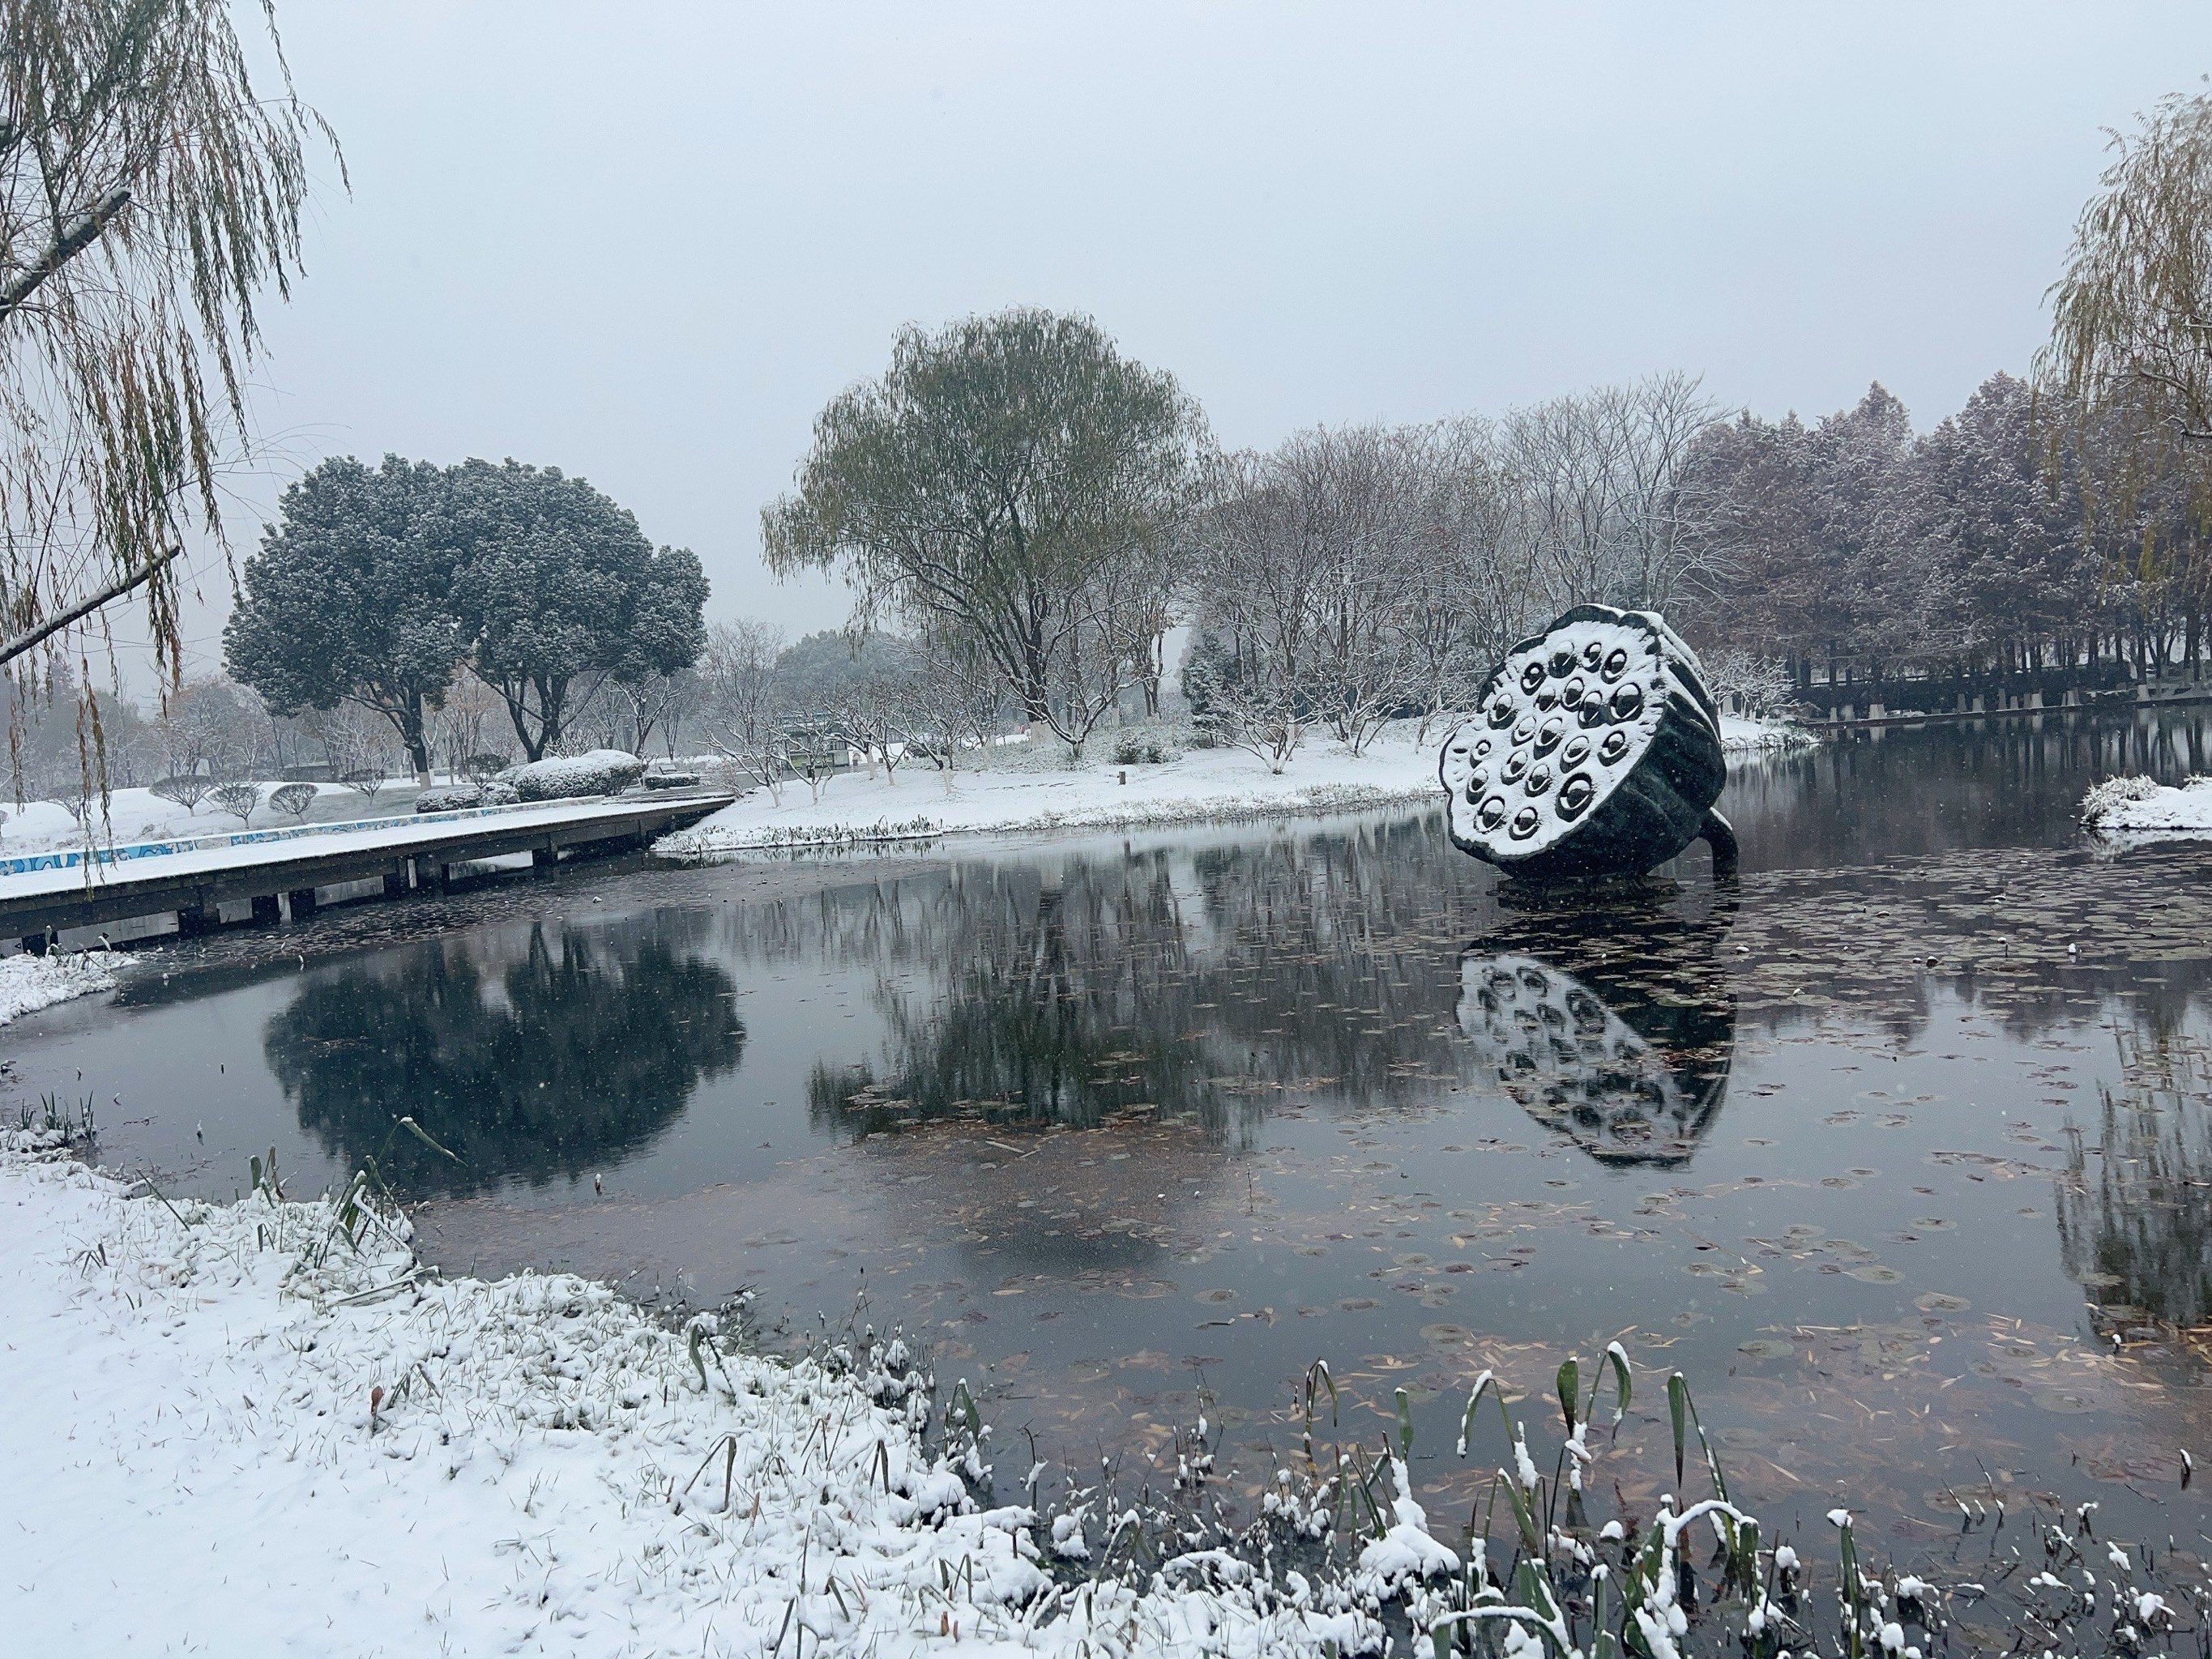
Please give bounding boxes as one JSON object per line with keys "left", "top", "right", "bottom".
{"left": 1438, "top": 604, "right": 1736, "bottom": 883}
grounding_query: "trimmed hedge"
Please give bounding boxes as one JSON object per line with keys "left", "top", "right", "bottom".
{"left": 510, "top": 749, "right": 646, "bottom": 802}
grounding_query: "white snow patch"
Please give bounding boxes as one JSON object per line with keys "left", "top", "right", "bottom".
{"left": 2082, "top": 774, "right": 2212, "bottom": 838}
{"left": 0, "top": 1149, "right": 1382, "bottom": 1657}
{"left": 1355, "top": 1458, "right": 1458, "bottom": 1584}
{"left": 0, "top": 947, "right": 130, "bottom": 1025}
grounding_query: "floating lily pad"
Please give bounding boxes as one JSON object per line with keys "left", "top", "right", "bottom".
{"left": 1737, "top": 1337, "right": 1796, "bottom": 1359}
{"left": 1194, "top": 1287, "right": 1236, "bottom": 1305}
{"left": 1420, "top": 1322, "right": 1476, "bottom": 1348}
{"left": 1914, "top": 1292, "right": 1971, "bottom": 1312}
{"left": 1847, "top": 1265, "right": 1902, "bottom": 1284}
{"left": 2032, "top": 1388, "right": 2098, "bottom": 1414}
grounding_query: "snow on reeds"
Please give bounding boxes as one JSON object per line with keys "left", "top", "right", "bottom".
{"left": 1, "top": 1129, "right": 2187, "bottom": 1655}
{"left": 0, "top": 945, "right": 131, "bottom": 1026}
{"left": 2082, "top": 773, "right": 2212, "bottom": 836}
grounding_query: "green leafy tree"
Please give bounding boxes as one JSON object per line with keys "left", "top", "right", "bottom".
{"left": 447, "top": 460, "right": 708, "bottom": 760}
{"left": 0, "top": 0, "right": 339, "bottom": 678}
{"left": 762, "top": 307, "right": 1203, "bottom": 755}
{"left": 222, "top": 456, "right": 465, "bottom": 783}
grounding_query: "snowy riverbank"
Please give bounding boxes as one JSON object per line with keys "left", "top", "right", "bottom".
{"left": 660, "top": 717, "right": 1811, "bottom": 857}
{"left": 0, "top": 946, "right": 132, "bottom": 1023}
{"left": 0, "top": 1142, "right": 1403, "bottom": 1657}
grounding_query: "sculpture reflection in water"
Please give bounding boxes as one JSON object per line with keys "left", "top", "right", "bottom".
{"left": 1456, "top": 889, "right": 1740, "bottom": 1167}
{"left": 266, "top": 923, "right": 745, "bottom": 1195}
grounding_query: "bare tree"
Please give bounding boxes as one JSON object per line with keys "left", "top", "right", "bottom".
{"left": 1499, "top": 373, "right": 1728, "bottom": 615}
{"left": 209, "top": 780, "right": 261, "bottom": 826}
{"left": 1185, "top": 424, "right": 1440, "bottom": 761}
{"left": 156, "top": 675, "right": 254, "bottom": 793}
{"left": 900, "top": 636, "right": 1005, "bottom": 786}
{"left": 698, "top": 619, "right": 789, "bottom": 800}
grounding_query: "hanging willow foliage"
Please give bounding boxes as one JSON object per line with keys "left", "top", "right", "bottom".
{"left": 2038, "top": 90, "right": 2212, "bottom": 519}
{"left": 0, "top": 0, "right": 339, "bottom": 695}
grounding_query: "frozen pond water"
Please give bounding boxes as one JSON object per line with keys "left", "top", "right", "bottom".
{"left": 11, "top": 705, "right": 2212, "bottom": 1560}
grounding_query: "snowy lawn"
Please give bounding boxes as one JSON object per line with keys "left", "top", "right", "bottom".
{"left": 2, "top": 779, "right": 416, "bottom": 855}
{"left": 0, "top": 1145, "right": 1402, "bottom": 1657}
{"left": 661, "top": 718, "right": 1810, "bottom": 856}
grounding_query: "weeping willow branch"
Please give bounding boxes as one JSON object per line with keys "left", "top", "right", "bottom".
{"left": 0, "top": 0, "right": 342, "bottom": 688}
{"left": 0, "top": 539, "right": 177, "bottom": 667}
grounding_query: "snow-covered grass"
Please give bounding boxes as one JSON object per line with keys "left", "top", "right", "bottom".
{"left": 0, "top": 946, "right": 131, "bottom": 1024}
{"left": 0, "top": 1135, "right": 2176, "bottom": 1655}
{"left": 2081, "top": 774, "right": 2212, "bottom": 836}
{"left": 660, "top": 719, "right": 1812, "bottom": 858}
{"left": 0, "top": 1142, "right": 1396, "bottom": 1657}
{"left": 1717, "top": 712, "right": 1818, "bottom": 752}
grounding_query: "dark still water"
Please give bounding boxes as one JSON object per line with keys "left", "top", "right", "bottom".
{"left": 10, "top": 706, "right": 2212, "bottom": 1562}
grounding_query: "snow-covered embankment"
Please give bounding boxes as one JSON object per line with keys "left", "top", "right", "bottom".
{"left": 0, "top": 946, "right": 131, "bottom": 1023}
{"left": 660, "top": 719, "right": 1813, "bottom": 858}
{"left": 0, "top": 1142, "right": 1389, "bottom": 1656}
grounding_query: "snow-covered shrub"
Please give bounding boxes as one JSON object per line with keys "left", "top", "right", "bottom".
{"left": 510, "top": 748, "right": 647, "bottom": 801}
{"left": 1110, "top": 731, "right": 1180, "bottom": 766}
{"left": 150, "top": 774, "right": 213, "bottom": 812}
{"left": 268, "top": 782, "right": 318, "bottom": 822}
{"left": 414, "top": 784, "right": 485, "bottom": 813}
{"left": 209, "top": 782, "right": 263, "bottom": 826}
{"left": 2081, "top": 774, "right": 2161, "bottom": 825}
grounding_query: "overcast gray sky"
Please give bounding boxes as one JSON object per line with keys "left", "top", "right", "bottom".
{"left": 122, "top": 1, "right": 2212, "bottom": 690}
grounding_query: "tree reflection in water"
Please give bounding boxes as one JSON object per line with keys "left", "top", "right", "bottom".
{"left": 267, "top": 922, "right": 743, "bottom": 1193}
{"left": 801, "top": 815, "right": 1503, "bottom": 1140}
{"left": 1456, "top": 889, "right": 1738, "bottom": 1166}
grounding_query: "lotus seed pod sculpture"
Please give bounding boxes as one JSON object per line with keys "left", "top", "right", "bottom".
{"left": 1438, "top": 604, "right": 1736, "bottom": 883}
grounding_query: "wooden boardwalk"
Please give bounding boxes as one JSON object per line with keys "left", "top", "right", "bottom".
{"left": 0, "top": 791, "right": 734, "bottom": 949}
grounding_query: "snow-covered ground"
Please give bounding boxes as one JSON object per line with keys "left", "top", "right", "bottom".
{"left": 2, "top": 779, "right": 411, "bottom": 856}
{"left": 660, "top": 718, "right": 1813, "bottom": 856}
{"left": 0, "top": 946, "right": 131, "bottom": 1025}
{"left": 0, "top": 1143, "right": 1401, "bottom": 1657}
{"left": 2080, "top": 774, "right": 2212, "bottom": 841}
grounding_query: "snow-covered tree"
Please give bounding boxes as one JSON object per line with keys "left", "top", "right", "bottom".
{"left": 225, "top": 457, "right": 468, "bottom": 784}
{"left": 447, "top": 460, "right": 709, "bottom": 761}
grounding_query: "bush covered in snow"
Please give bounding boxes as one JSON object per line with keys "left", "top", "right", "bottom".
{"left": 414, "top": 778, "right": 523, "bottom": 814}
{"left": 510, "top": 748, "right": 647, "bottom": 802}
{"left": 2081, "top": 774, "right": 2163, "bottom": 825}
{"left": 267, "top": 782, "right": 318, "bottom": 821}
